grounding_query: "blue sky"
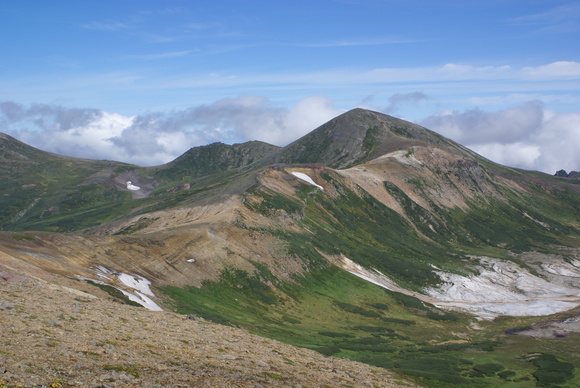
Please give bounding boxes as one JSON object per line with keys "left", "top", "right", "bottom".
{"left": 1, "top": 0, "right": 579, "bottom": 173}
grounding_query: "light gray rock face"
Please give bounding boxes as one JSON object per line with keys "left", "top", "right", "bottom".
{"left": 425, "top": 256, "right": 580, "bottom": 319}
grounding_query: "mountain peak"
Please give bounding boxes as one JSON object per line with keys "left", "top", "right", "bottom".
{"left": 155, "top": 140, "right": 280, "bottom": 181}
{"left": 277, "top": 108, "right": 457, "bottom": 169}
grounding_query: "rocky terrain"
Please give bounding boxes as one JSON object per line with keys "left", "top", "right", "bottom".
{"left": 0, "top": 260, "right": 411, "bottom": 388}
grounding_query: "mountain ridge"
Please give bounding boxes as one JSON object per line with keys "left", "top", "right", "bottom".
{"left": 1, "top": 108, "right": 579, "bottom": 387}
{"left": 275, "top": 108, "right": 482, "bottom": 169}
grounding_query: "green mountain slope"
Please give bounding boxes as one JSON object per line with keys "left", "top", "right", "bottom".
{"left": 160, "top": 161, "right": 579, "bottom": 386}
{"left": 154, "top": 140, "right": 280, "bottom": 182}
{"left": 1, "top": 109, "right": 579, "bottom": 387}
{"left": 0, "top": 135, "right": 279, "bottom": 231}
{"left": 276, "top": 108, "right": 476, "bottom": 169}
{"left": 0, "top": 132, "right": 141, "bottom": 231}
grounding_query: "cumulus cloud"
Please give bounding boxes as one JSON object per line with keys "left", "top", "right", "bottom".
{"left": 422, "top": 101, "right": 544, "bottom": 144}
{"left": 469, "top": 143, "right": 542, "bottom": 169}
{"left": 421, "top": 102, "right": 580, "bottom": 174}
{"left": 0, "top": 101, "right": 135, "bottom": 162}
{"left": 0, "top": 97, "right": 342, "bottom": 166}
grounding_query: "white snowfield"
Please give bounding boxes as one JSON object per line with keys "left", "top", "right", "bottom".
{"left": 291, "top": 172, "right": 324, "bottom": 190}
{"left": 117, "top": 273, "right": 162, "bottom": 311}
{"left": 126, "top": 181, "right": 141, "bottom": 191}
{"left": 340, "top": 255, "right": 580, "bottom": 320}
{"left": 84, "top": 266, "right": 163, "bottom": 311}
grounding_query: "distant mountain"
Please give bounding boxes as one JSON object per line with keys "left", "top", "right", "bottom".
{"left": 276, "top": 108, "right": 477, "bottom": 168}
{"left": 0, "top": 132, "right": 137, "bottom": 230}
{"left": 1, "top": 109, "right": 579, "bottom": 387}
{"left": 555, "top": 169, "right": 580, "bottom": 179}
{"left": 155, "top": 140, "right": 280, "bottom": 182}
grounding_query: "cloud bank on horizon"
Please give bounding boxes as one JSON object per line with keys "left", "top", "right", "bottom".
{"left": 1, "top": 1, "right": 579, "bottom": 174}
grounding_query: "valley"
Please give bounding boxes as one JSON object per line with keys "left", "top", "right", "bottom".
{"left": 1, "top": 108, "right": 579, "bottom": 387}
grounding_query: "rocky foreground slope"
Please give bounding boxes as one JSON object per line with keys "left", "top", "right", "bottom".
{"left": 0, "top": 258, "right": 411, "bottom": 387}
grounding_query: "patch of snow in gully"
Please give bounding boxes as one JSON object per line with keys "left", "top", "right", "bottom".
{"left": 126, "top": 181, "right": 140, "bottom": 191}
{"left": 117, "top": 272, "right": 163, "bottom": 311}
{"left": 86, "top": 266, "right": 163, "bottom": 311}
{"left": 542, "top": 259, "right": 580, "bottom": 277}
{"left": 291, "top": 172, "right": 324, "bottom": 190}
{"left": 119, "top": 289, "right": 163, "bottom": 312}
{"left": 117, "top": 273, "right": 155, "bottom": 297}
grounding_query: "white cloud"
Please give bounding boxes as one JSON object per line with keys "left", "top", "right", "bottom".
{"left": 300, "top": 36, "right": 417, "bottom": 48}
{"left": 421, "top": 103, "right": 580, "bottom": 174}
{"left": 534, "top": 110, "right": 580, "bottom": 174}
{"left": 0, "top": 97, "right": 342, "bottom": 166}
{"left": 439, "top": 64, "right": 512, "bottom": 79}
{"left": 470, "top": 143, "right": 541, "bottom": 168}
{"left": 127, "top": 50, "right": 198, "bottom": 60}
{"left": 362, "top": 64, "right": 514, "bottom": 83}
{"left": 422, "top": 101, "right": 544, "bottom": 145}
{"left": 523, "top": 61, "right": 580, "bottom": 78}
{"left": 282, "top": 96, "right": 341, "bottom": 143}
{"left": 3, "top": 60, "right": 579, "bottom": 117}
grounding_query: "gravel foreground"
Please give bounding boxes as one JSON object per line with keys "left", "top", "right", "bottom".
{"left": 0, "top": 267, "right": 413, "bottom": 388}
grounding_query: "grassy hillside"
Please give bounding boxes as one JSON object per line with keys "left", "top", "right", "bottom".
{"left": 0, "top": 136, "right": 276, "bottom": 232}
{"left": 162, "top": 265, "right": 578, "bottom": 387}
{"left": 159, "top": 168, "right": 580, "bottom": 387}
{"left": 0, "top": 132, "right": 142, "bottom": 231}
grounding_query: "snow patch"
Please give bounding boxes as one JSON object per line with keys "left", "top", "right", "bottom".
{"left": 291, "top": 172, "right": 324, "bottom": 190}
{"left": 339, "top": 255, "right": 580, "bottom": 320}
{"left": 340, "top": 256, "right": 427, "bottom": 298}
{"left": 542, "top": 260, "right": 580, "bottom": 277}
{"left": 117, "top": 273, "right": 155, "bottom": 297}
{"left": 126, "top": 181, "right": 140, "bottom": 191}
{"left": 86, "top": 266, "right": 162, "bottom": 311}
{"left": 119, "top": 289, "right": 163, "bottom": 312}
{"left": 117, "top": 273, "right": 162, "bottom": 311}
